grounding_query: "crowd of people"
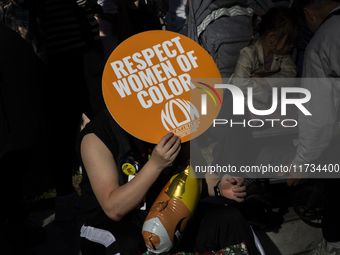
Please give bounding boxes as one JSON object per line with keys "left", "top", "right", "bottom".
{"left": 1, "top": 0, "right": 339, "bottom": 254}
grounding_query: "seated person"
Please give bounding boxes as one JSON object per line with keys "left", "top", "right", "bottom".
{"left": 211, "top": 7, "right": 299, "bottom": 173}
{"left": 77, "top": 109, "right": 263, "bottom": 255}
{"left": 230, "top": 6, "right": 299, "bottom": 107}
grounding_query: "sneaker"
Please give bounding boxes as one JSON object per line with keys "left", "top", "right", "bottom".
{"left": 310, "top": 240, "right": 340, "bottom": 255}
{"left": 54, "top": 191, "right": 80, "bottom": 222}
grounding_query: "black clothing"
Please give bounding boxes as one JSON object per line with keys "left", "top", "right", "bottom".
{"left": 77, "top": 109, "right": 261, "bottom": 255}
{"left": 0, "top": 24, "right": 44, "bottom": 222}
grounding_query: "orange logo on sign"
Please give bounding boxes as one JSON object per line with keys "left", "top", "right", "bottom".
{"left": 102, "top": 30, "right": 222, "bottom": 143}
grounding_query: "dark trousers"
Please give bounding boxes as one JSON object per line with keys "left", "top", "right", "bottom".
{"left": 174, "top": 203, "right": 261, "bottom": 255}
{"left": 322, "top": 178, "right": 340, "bottom": 242}
{"left": 319, "top": 136, "right": 340, "bottom": 242}
{"left": 80, "top": 202, "right": 261, "bottom": 255}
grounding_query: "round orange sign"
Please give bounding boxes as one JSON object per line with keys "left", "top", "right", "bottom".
{"left": 103, "top": 30, "right": 222, "bottom": 143}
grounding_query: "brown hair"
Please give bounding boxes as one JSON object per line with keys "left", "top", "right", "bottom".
{"left": 248, "top": 6, "right": 299, "bottom": 47}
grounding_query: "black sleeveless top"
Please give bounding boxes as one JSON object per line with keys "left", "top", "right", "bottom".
{"left": 77, "top": 109, "right": 178, "bottom": 228}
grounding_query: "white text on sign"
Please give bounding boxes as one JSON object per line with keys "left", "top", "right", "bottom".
{"left": 109, "top": 36, "right": 199, "bottom": 109}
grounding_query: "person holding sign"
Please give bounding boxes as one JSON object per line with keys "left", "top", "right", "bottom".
{"left": 77, "top": 109, "right": 263, "bottom": 255}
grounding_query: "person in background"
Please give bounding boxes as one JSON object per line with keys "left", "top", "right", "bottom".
{"left": 164, "top": 0, "right": 189, "bottom": 35}
{"left": 230, "top": 6, "right": 299, "bottom": 105}
{"left": 0, "top": 22, "right": 46, "bottom": 254}
{"left": 211, "top": 6, "right": 299, "bottom": 183}
{"left": 94, "top": 0, "right": 136, "bottom": 60}
{"left": 95, "top": 0, "right": 120, "bottom": 60}
{"left": 43, "top": 0, "right": 107, "bottom": 222}
{"left": 287, "top": 0, "right": 340, "bottom": 254}
{"left": 1, "top": 0, "right": 108, "bottom": 223}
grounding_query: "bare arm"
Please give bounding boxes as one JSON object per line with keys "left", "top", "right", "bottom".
{"left": 81, "top": 132, "right": 181, "bottom": 221}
